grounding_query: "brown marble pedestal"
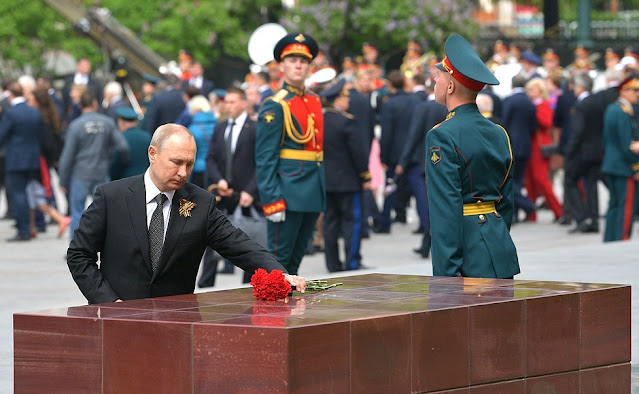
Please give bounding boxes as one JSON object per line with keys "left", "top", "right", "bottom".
{"left": 14, "top": 274, "right": 630, "bottom": 393}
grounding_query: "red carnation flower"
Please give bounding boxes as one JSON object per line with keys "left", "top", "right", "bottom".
{"left": 250, "top": 268, "right": 292, "bottom": 301}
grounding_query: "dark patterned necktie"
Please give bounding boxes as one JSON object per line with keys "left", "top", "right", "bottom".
{"left": 149, "top": 193, "right": 168, "bottom": 272}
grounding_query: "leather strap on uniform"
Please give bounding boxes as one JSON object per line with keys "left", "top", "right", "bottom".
{"left": 272, "top": 89, "right": 316, "bottom": 146}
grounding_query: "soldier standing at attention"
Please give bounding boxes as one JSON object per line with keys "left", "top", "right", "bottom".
{"left": 426, "top": 34, "right": 519, "bottom": 279}
{"left": 255, "top": 33, "right": 325, "bottom": 275}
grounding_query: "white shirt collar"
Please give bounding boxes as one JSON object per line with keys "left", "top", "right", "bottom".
{"left": 10, "top": 97, "right": 26, "bottom": 106}
{"left": 577, "top": 91, "right": 590, "bottom": 102}
{"left": 144, "top": 170, "right": 176, "bottom": 205}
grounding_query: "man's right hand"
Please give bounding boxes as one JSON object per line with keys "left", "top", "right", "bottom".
{"left": 266, "top": 211, "right": 286, "bottom": 222}
{"left": 217, "top": 180, "right": 232, "bottom": 197}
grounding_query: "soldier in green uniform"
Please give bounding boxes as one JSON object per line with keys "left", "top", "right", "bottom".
{"left": 255, "top": 33, "right": 325, "bottom": 275}
{"left": 426, "top": 34, "right": 519, "bottom": 279}
{"left": 110, "top": 106, "right": 151, "bottom": 180}
{"left": 601, "top": 75, "right": 639, "bottom": 242}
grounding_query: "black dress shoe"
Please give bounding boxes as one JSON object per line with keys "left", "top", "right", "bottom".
{"left": 413, "top": 247, "right": 430, "bottom": 258}
{"left": 412, "top": 226, "right": 425, "bottom": 234}
{"left": 555, "top": 216, "right": 572, "bottom": 226}
{"left": 392, "top": 215, "right": 407, "bottom": 224}
{"left": 371, "top": 225, "right": 390, "bottom": 234}
{"left": 7, "top": 235, "right": 30, "bottom": 242}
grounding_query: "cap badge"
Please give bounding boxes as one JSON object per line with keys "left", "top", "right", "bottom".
{"left": 295, "top": 34, "right": 305, "bottom": 42}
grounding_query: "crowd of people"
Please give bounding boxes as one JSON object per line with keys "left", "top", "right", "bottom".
{"left": 1, "top": 35, "right": 639, "bottom": 289}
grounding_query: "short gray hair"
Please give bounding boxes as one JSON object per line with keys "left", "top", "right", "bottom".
{"left": 573, "top": 73, "right": 593, "bottom": 93}
{"left": 476, "top": 93, "right": 494, "bottom": 114}
{"left": 150, "top": 123, "right": 194, "bottom": 151}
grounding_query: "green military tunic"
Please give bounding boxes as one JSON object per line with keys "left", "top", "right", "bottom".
{"left": 255, "top": 83, "right": 325, "bottom": 274}
{"left": 601, "top": 98, "right": 639, "bottom": 242}
{"left": 426, "top": 103, "right": 519, "bottom": 278}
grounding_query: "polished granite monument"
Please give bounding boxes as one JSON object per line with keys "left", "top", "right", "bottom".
{"left": 14, "top": 274, "right": 630, "bottom": 393}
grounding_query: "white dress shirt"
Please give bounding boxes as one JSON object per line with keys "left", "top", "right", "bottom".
{"left": 224, "top": 111, "right": 248, "bottom": 153}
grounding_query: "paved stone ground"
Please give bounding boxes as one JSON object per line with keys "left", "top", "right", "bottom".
{"left": 2, "top": 188, "right": 638, "bottom": 392}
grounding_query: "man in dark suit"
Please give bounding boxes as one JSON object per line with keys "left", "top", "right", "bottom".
{"left": 321, "top": 80, "right": 370, "bottom": 272}
{"left": 67, "top": 123, "right": 305, "bottom": 304}
{"left": 502, "top": 74, "right": 537, "bottom": 222}
{"left": 145, "top": 74, "right": 185, "bottom": 134}
{"left": 396, "top": 97, "right": 447, "bottom": 257}
{"left": 203, "top": 87, "right": 261, "bottom": 285}
{"left": 346, "top": 76, "right": 376, "bottom": 238}
{"left": 564, "top": 74, "right": 600, "bottom": 233}
{"left": 182, "top": 62, "right": 214, "bottom": 98}
{"left": 61, "top": 58, "right": 102, "bottom": 124}
{"left": 0, "top": 82, "right": 43, "bottom": 241}
{"left": 255, "top": 72, "right": 274, "bottom": 110}
{"left": 376, "top": 70, "right": 418, "bottom": 233}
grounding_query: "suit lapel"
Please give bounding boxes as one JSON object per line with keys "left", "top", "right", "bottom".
{"left": 126, "top": 177, "right": 153, "bottom": 273}
{"left": 154, "top": 187, "right": 190, "bottom": 280}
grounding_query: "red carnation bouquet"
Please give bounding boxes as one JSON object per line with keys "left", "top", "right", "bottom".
{"left": 250, "top": 268, "right": 292, "bottom": 301}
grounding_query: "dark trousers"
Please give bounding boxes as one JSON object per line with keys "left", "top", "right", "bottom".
{"left": 512, "top": 157, "right": 534, "bottom": 219}
{"left": 197, "top": 247, "right": 220, "bottom": 288}
{"left": 362, "top": 189, "right": 378, "bottom": 233}
{"left": 393, "top": 173, "right": 410, "bottom": 221}
{"left": 7, "top": 170, "right": 31, "bottom": 238}
{"left": 267, "top": 211, "right": 319, "bottom": 275}
{"left": 405, "top": 164, "right": 429, "bottom": 229}
{"left": 604, "top": 175, "right": 638, "bottom": 242}
{"left": 324, "top": 192, "right": 363, "bottom": 272}
{"left": 380, "top": 168, "right": 398, "bottom": 231}
{"left": 565, "top": 161, "right": 600, "bottom": 226}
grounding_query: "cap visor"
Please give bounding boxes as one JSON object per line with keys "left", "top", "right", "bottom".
{"left": 435, "top": 62, "right": 445, "bottom": 72}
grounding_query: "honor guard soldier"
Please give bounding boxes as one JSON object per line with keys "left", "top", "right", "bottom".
{"left": 255, "top": 32, "right": 325, "bottom": 275}
{"left": 426, "top": 33, "right": 519, "bottom": 279}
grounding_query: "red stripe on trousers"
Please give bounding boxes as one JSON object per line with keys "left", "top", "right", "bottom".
{"left": 622, "top": 177, "right": 635, "bottom": 241}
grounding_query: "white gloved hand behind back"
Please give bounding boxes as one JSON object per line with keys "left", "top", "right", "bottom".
{"left": 266, "top": 211, "right": 286, "bottom": 222}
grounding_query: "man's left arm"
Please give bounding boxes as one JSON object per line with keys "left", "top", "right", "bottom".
{"left": 205, "top": 198, "right": 304, "bottom": 291}
{"left": 67, "top": 186, "right": 119, "bottom": 304}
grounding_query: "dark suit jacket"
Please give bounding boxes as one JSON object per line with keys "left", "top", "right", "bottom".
{"left": 323, "top": 108, "right": 369, "bottom": 193}
{"left": 0, "top": 102, "right": 43, "bottom": 172}
{"left": 565, "top": 94, "right": 603, "bottom": 172}
{"left": 67, "top": 175, "right": 283, "bottom": 304}
{"left": 398, "top": 99, "right": 447, "bottom": 170}
{"left": 380, "top": 90, "right": 418, "bottom": 166}
{"left": 61, "top": 74, "right": 103, "bottom": 122}
{"left": 502, "top": 91, "right": 537, "bottom": 160}
{"left": 144, "top": 87, "right": 186, "bottom": 133}
{"left": 182, "top": 79, "right": 215, "bottom": 97}
{"left": 347, "top": 88, "right": 375, "bottom": 151}
{"left": 555, "top": 90, "right": 576, "bottom": 155}
{"left": 206, "top": 118, "right": 259, "bottom": 213}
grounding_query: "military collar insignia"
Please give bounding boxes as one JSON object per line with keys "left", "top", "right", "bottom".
{"left": 295, "top": 34, "right": 306, "bottom": 42}
{"left": 285, "top": 84, "right": 305, "bottom": 96}
{"left": 264, "top": 112, "right": 275, "bottom": 124}
{"left": 618, "top": 99, "right": 634, "bottom": 116}
{"left": 445, "top": 111, "right": 456, "bottom": 120}
{"left": 430, "top": 146, "right": 442, "bottom": 165}
{"left": 179, "top": 199, "right": 196, "bottom": 218}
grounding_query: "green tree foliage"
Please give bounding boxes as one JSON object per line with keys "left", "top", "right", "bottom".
{"left": 280, "top": 0, "right": 477, "bottom": 64}
{"left": 0, "top": 0, "right": 283, "bottom": 76}
{"left": 0, "top": 1, "right": 100, "bottom": 75}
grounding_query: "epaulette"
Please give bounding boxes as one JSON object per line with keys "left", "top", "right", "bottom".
{"left": 271, "top": 89, "right": 289, "bottom": 104}
{"left": 430, "top": 111, "right": 455, "bottom": 131}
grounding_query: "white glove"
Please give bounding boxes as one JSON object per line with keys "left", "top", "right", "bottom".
{"left": 266, "top": 211, "right": 286, "bottom": 222}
